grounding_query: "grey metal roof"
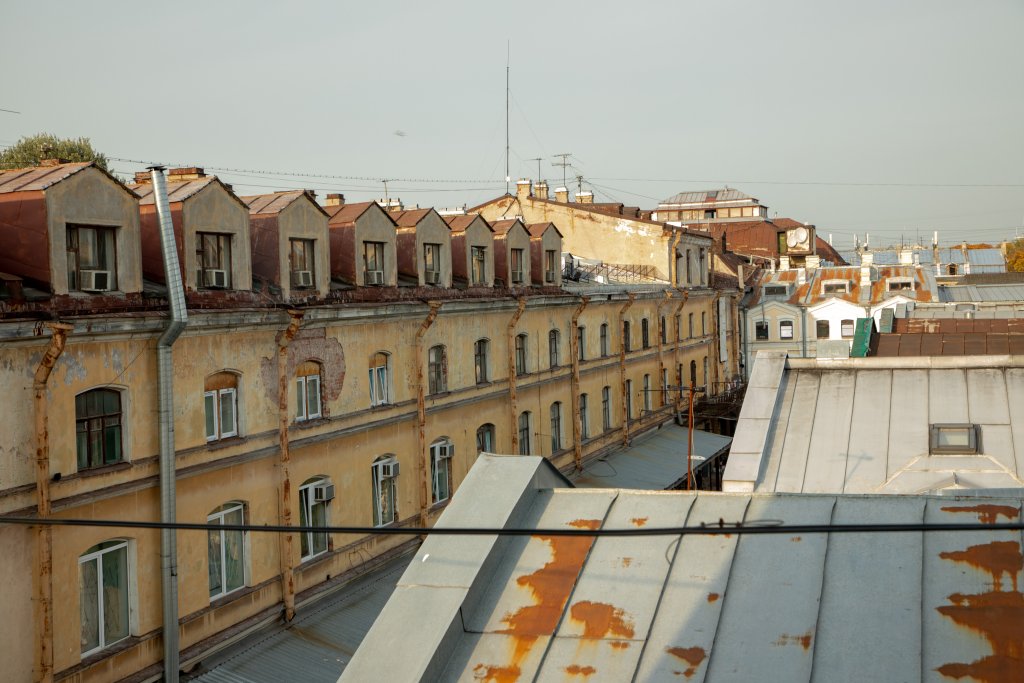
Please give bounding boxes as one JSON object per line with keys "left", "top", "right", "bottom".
{"left": 187, "top": 550, "right": 411, "bottom": 682}
{"left": 570, "top": 424, "right": 731, "bottom": 489}
{"left": 725, "top": 351, "right": 1024, "bottom": 494}
{"left": 939, "top": 283, "right": 1024, "bottom": 302}
{"left": 342, "top": 454, "right": 1024, "bottom": 683}
{"left": 658, "top": 188, "right": 757, "bottom": 206}
{"left": 840, "top": 247, "right": 1007, "bottom": 273}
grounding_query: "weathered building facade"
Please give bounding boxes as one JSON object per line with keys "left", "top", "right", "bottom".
{"left": 0, "top": 163, "right": 739, "bottom": 682}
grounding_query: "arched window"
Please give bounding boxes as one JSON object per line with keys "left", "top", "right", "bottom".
{"left": 299, "top": 476, "right": 332, "bottom": 559}
{"left": 515, "top": 334, "right": 528, "bottom": 376}
{"left": 79, "top": 539, "right": 132, "bottom": 655}
{"left": 550, "top": 402, "right": 563, "bottom": 452}
{"left": 208, "top": 502, "right": 246, "bottom": 599}
{"left": 205, "top": 372, "right": 238, "bottom": 442}
{"left": 549, "top": 329, "right": 561, "bottom": 368}
{"left": 518, "top": 411, "right": 532, "bottom": 454}
{"left": 476, "top": 423, "right": 496, "bottom": 453}
{"left": 641, "top": 319, "right": 650, "bottom": 349}
{"left": 295, "top": 361, "right": 322, "bottom": 422}
{"left": 623, "top": 321, "right": 632, "bottom": 352}
{"left": 430, "top": 437, "right": 454, "bottom": 504}
{"left": 428, "top": 345, "right": 447, "bottom": 394}
{"left": 372, "top": 456, "right": 399, "bottom": 527}
{"left": 76, "top": 388, "right": 123, "bottom": 470}
{"left": 579, "top": 394, "right": 590, "bottom": 439}
{"left": 474, "top": 339, "right": 490, "bottom": 384}
{"left": 369, "top": 351, "right": 390, "bottom": 407}
{"left": 599, "top": 323, "right": 609, "bottom": 357}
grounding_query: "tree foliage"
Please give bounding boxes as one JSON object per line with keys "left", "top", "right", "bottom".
{"left": 0, "top": 133, "right": 108, "bottom": 170}
{"left": 1006, "top": 239, "right": 1024, "bottom": 273}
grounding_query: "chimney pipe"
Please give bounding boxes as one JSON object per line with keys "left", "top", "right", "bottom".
{"left": 534, "top": 180, "right": 549, "bottom": 200}
{"left": 325, "top": 193, "right": 345, "bottom": 207}
{"left": 555, "top": 187, "right": 569, "bottom": 203}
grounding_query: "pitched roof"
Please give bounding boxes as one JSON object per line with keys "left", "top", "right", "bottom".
{"left": 874, "top": 332, "right": 1024, "bottom": 356}
{"left": 659, "top": 188, "right": 758, "bottom": 205}
{"left": 490, "top": 218, "right": 526, "bottom": 236}
{"left": 240, "top": 190, "right": 313, "bottom": 215}
{"left": 389, "top": 208, "right": 446, "bottom": 229}
{"left": 0, "top": 162, "right": 95, "bottom": 194}
{"left": 325, "top": 201, "right": 390, "bottom": 227}
{"left": 527, "top": 221, "right": 562, "bottom": 238}
{"left": 131, "top": 176, "right": 218, "bottom": 204}
{"left": 707, "top": 220, "right": 847, "bottom": 266}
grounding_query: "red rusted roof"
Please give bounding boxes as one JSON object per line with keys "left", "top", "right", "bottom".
{"left": 0, "top": 162, "right": 94, "bottom": 193}
{"left": 490, "top": 218, "right": 525, "bottom": 236}
{"left": 325, "top": 201, "right": 390, "bottom": 227}
{"left": 443, "top": 214, "right": 493, "bottom": 234}
{"left": 708, "top": 220, "right": 847, "bottom": 266}
{"left": 894, "top": 318, "right": 1024, "bottom": 334}
{"left": 241, "top": 190, "right": 326, "bottom": 216}
{"left": 874, "top": 332, "right": 1024, "bottom": 356}
{"left": 131, "top": 176, "right": 218, "bottom": 204}
{"left": 389, "top": 208, "right": 434, "bottom": 227}
{"left": 527, "top": 221, "right": 563, "bottom": 238}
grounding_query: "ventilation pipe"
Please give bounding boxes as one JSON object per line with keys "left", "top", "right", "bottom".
{"left": 151, "top": 166, "right": 188, "bottom": 681}
{"left": 415, "top": 301, "right": 443, "bottom": 528}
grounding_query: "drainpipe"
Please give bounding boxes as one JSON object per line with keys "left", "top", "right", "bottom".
{"left": 668, "top": 231, "right": 682, "bottom": 287}
{"left": 33, "top": 321, "right": 73, "bottom": 683}
{"left": 569, "top": 296, "right": 589, "bottom": 470}
{"left": 674, "top": 292, "right": 688, "bottom": 412}
{"left": 655, "top": 291, "right": 673, "bottom": 409}
{"left": 710, "top": 292, "right": 721, "bottom": 394}
{"left": 151, "top": 166, "right": 188, "bottom": 681}
{"left": 275, "top": 310, "right": 303, "bottom": 622}
{"left": 618, "top": 293, "right": 636, "bottom": 445}
{"left": 415, "top": 301, "right": 442, "bottom": 527}
{"left": 507, "top": 298, "right": 527, "bottom": 453}
{"left": 800, "top": 306, "right": 808, "bottom": 358}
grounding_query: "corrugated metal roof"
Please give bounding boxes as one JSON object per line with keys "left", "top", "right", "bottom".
{"left": 187, "top": 550, "right": 412, "bottom": 682}
{"left": 342, "top": 454, "right": 1024, "bottom": 683}
{"left": 241, "top": 191, "right": 307, "bottom": 215}
{"left": 570, "top": 424, "right": 731, "bottom": 489}
{"left": 940, "top": 283, "right": 1024, "bottom": 302}
{"left": 0, "top": 162, "right": 93, "bottom": 193}
{"left": 659, "top": 188, "right": 757, "bottom": 206}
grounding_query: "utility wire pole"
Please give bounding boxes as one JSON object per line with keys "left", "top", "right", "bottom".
{"left": 553, "top": 153, "right": 571, "bottom": 190}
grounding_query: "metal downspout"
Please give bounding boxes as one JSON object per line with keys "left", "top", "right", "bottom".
{"left": 151, "top": 167, "right": 188, "bottom": 681}
{"left": 655, "top": 291, "right": 673, "bottom": 409}
{"left": 33, "top": 321, "right": 72, "bottom": 683}
{"left": 711, "top": 292, "right": 721, "bottom": 393}
{"left": 800, "top": 306, "right": 808, "bottom": 358}
{"left": 276, "top": 310, "right": 303, "bottom": 622}
{"left": 507, "top": 298, "right": 527, "bottom": 453}
{"left": 618, "top": 293, "right": 636, "bottom": 446}
{"left": 674, "top": 292, "right": 688, "bottom": 412}
{"left": 415, "top": 301, "right": 442, "bottom": 528}
{"left": 569, "top": 296, "right": 589, "bottom": 470}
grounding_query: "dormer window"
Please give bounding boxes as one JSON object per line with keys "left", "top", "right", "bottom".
{"left": 289, "top": 238, "right": 315, "bottom": 289}
{"left": 67, "top": 225, "right": 117, "bottom": 292}
{"left": 471, "top": 246, "right": 487, "bottom": 284}
{"left": 887, "top": 278, "right": 914, "bottom": 292}
{"left": 423, "top": 243, "right": 441, "bottom": 284}
{"left": 764, "top": 285, "right": 788, "bottom": 297}
{"left": 821, "top": 280, "right": 850, "bottom": 294}
{"left": 363, "top": 241, "right": 385, "bottom": 285}
{"left": 197, "top": 232, "right": 232, "bottom": 289}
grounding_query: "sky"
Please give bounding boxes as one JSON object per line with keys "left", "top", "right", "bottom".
{"left": 2, "top": 0, "right": 1023, "bottom": 251}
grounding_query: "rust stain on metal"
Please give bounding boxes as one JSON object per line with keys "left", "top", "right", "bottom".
{"left": 609, "top": 641, "right": 630, "bottom": 650}
{"left": 773, "top": 632, "right": 813, "bottom": 650}
{"left": 564, "top": 664, "right": 596, "bottom": 677}
{"left": 415, "top": 301, "right": 443, "bottom": 528}
{"left": 507, "top": 297, "right": 527, "bottom": 453}
{"left": 666, "top": 646, "right": 706, "bottom": 678}
{"left": 631, "top": 517, "right": 649, "bottom": 527}
{"left": 936, "top": 539, "right": 1024, "bottom": 682}
{"left": 941, "top": 504, "right": 1020, "bottom": 525}
{"left": 790, "top": 536, "right": 802, "bottom": 542}
{"left": 621, "top": 557, "right": 633, "bottom": 567}
{"left": 707, "top": 592, "right": 719, "bottom": 603}
{"left": 569, "top": 601, "right": 635, "bottom": 639}
{"left": 570, "top": 296, "right": 589, "bottom": 470}
{"left": 472, "top": 663, "right": 521, "bottom": 683}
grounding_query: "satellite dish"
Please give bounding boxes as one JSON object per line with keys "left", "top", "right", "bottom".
{"left": 795, "top": 227, "right": 808, "bottom": 244}
{"left": 786, "top": 231, "right": 799, "bottom": 248}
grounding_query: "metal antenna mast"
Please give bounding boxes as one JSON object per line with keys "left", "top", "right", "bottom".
{"left": 553, "top": 153, "right": 572, "bottom": 190}
{"left": 505, "top": 42, "right": 510, "bottom": 194}
{"left": 528, "top": 157, "right": 542, "bottom": 182}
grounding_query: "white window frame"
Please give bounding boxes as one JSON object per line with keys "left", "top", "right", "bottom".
{"left": 643, "top": 374, "right": 652, "bottom": 413}
{"left": 476, "top": 423, "right": 495, "bottom": 453}
{"left": 430, "top": 439, "right": 454, "bottom": 504}
{"left": 821, "top": 280, "right": 850, "bottom": 295}
{"left": 207, "top": 503, "right": 246, "bottom": 600}
{"left": 369, "top": 354, "right": 390, "bottom": 407}
{"left": 296, "top": 373, "right": 322, "bottom": 422}
{"left": 579, "top": 394, "right": 589, "bottom": 440}
{"left": 298, "top": 479, "right": 330, "bottom": 560}
{"left": 79, "top": 540, "right": 132, "bottom": 657}
{"left": 204, "top": 387, "right": 237, "bottom": 442}
{"left": 372, "top": 458, "right": 399, "bottom": 526}
{"left": 550, "top": 402, "right": 563, "bottom": 452}
{"left": 780, "top": 320, "right": 794, "bottom": 340}
{"left": 841, "top": 319, "right": 856, "bottom": 338}
{"left": 930, "top": 423, "right": 981, "bottom": 455}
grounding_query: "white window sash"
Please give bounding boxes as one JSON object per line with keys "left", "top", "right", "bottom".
{"left": 204, "top": 391, "right": 218, "bottom": 441}
{"left": 79, "top": 541, "right": 129, "bottom": 656}
{"left": 219, "top": 388, "right": 237, "bottom": 438}
{"left": 295, "top": 377, "right": 307, "bottom": 421}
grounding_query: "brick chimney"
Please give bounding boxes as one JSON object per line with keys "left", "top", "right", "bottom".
{"left": 575, "top": 191, "right": 594, "bottom": 204}
{"left": 325, "top": 193, "right": 345, "bottom": 207}
{"left": 133, "top": 171, "right": 153, "bottom": 185}
{"left": 516, "top": 179, "right": 532, "bottom": 200}
{"left": 168, "top": 167, "right": 206, "bottom": 181}
{"left": 555, "top": 187, "right": 569, "bottom": 203}
{"left": 38, "top": 158, "right": 71, "bottom": 167}
{"left": 860, "top": 252, "right": 873, "bottom": 287}
{"left": 534, "top": 180, "right": 549, "bottom": 200}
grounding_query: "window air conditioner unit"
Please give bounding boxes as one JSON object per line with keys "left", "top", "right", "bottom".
{"left": 203, "top": 268, "right": 228, "bottom": 288}
{"left": 545, "top": 270, "right": 556, "bottom": 282}
{"left": 80, "top": 269, "right": 112, "bottom": 292}
{"left": 380, "top": 461, "right": 399, "bottom": 478}
{"left": 292, "top": 270, "right": 314, "bottom": 288}
{"left": 365, "top": 270, "right": 384, "bottom": 285}
{"left": 312, "top": 482, "right": 335, "bottom": 503}
{"left": 424, "top": 271, "right": 441, "bottom": 284}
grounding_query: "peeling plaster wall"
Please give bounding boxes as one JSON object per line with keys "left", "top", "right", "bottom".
{"left": 0, "top": 525, "right": 34, "bottom": 681}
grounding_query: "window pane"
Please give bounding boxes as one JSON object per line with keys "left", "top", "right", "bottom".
{"left": 937, "top": 428, "right": 971, "bottom": 447}
{"left": 103, "top": 424, "right": 121, "bottom": 464}
{"left": 224, "top": 525, "right": 244, "bottom": 592}
{"left": 299, "top": 490, "right": 310, "bottom": 556}
{"left": 208, "top": 528, "right": 223, "bottom": 597}
{"left": 307, "top": 377, "right": 321, "bottom": 417}
{"left": 205, "top": 392, "right": 217, "bottom": 440}
{"left": 80, "top": 558, "right": 100, "bottom": 652}
{"left": 311, "top": 500, "right": 327, "bottom": 554}
{"left": 220, "top": 390, "right": 236, "bottom": 436}
{"left": 102, "top": 546, "right": 129, "bottom": 644}
{"left": 295, "top": 378, "right": 306, "bottom": 420}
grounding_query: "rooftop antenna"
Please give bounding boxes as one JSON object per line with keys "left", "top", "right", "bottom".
{"left": 528, "top": 157, "right": 542, "bottom": 183}
{"left": 382, "top": 179, "right": 390, "bottom": 205}
{"left": 505, "top": 42, "right": 510, "bottom": 194}
{"left": 553, "top": 153, "right": 572, "bottom": 190}
{"left": 576, "top": 174, "right": 584, "bottom": 194}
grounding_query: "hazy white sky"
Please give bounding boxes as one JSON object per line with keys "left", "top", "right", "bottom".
{"left": 3, "top": 0, "right": 1022, "bottom": 250}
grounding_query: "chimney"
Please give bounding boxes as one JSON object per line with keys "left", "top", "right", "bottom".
{"left": 899, "top": 248, "right": 913, "bottom": 266}
{"left": 325, "top": 193, "right": 346, "bottom": 207}
{"left": 862, "top": 252, "right": 874, "bottom": 267}
{"left": 38, "top": 158, "right": 71, "bottom": 167}
{"left": 134, "top": 171, "right": 154, "bottom": 185}
{"left": 534, "top": 180, "right": 549, "bottom": 200}
{"left": 779, "top": 255, "right": 790, "bottom": 271}
{"left": 860, "top": 252, "right": 873, "bottom": 287}
{"left": 516, "top": 179, "right": 532, "bottom": 200}
{"left": 797, "top": 268, "right": 806, "bottom": 286}
{"left": 555, "top": 187, "right": 569, "bottom": 203}
{"left": 167, "top": 167, "right": 206, "bottom": 181}
{"left": 575, "top": 191, "right": 594, "bottom": 204}
{"left": 913, "top": 252, "right": 921, "bottom": 268}
{"left": 736, "top": 264, "right": 744, "bottom": 292}
{"left": 805, "top": 254, "right": 820, "bottom": 270}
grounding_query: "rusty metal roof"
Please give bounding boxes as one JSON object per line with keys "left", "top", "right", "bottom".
{"left": 659, "top": 188, "right": 758, "bottom": 206}
{"left": 526, "top": 221, "right": 563, "bottom": 239}
{"left": 443, "top": 214, "right": 492, "bottom": 234}
{"left": 131, "top": 176, "right": 218, "bottom": 204}
{"left": 241, "top": 190, "right": 307, "bottom": 215}
{"left": 489, "top": 218, "right": 527, "bottom": 236}
{"left": 389, "top": 208, "right": 436, "bottom": 228}
{"left": 342, "top": 454, "right": 1024, "bottom": 683}
{"left": 0, "top": 162, "right": 94, "bottom": 193}
{"left": 875, "top": 332, "right": 1024, "bottom": 356}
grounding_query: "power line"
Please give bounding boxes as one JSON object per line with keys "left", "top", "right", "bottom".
{"left": 0, "top": 515, "right": 1021, "bottom": 537}
{"left": 591, "top": 176, "right": 1024, "bottom": 189}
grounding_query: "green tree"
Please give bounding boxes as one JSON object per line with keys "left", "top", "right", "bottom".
{"left": 1006, "top": 238, "right": 1024, "bottom": 273}
{"left": 0, "top": 132, "right": 108, "bottom": 170}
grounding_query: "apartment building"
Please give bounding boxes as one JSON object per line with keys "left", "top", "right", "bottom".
{"left": 0, "top": 162, "right": 736, "bottom": 682}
